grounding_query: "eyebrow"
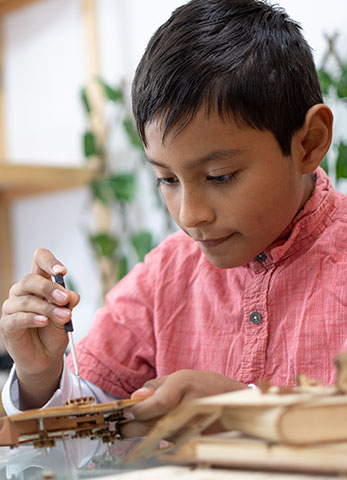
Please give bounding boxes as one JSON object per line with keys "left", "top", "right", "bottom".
{"left": 145, "top": 148, "right": 245, "bottom": 170}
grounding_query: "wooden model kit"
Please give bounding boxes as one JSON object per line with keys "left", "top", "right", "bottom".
{"left": 1, "top": 353, "right": 347, "bottom": 474}
{"left": 127, "top": 352, "right": 347, "bottom": 473}
{"left": 0, "top": 396, "right": 142, "bottom": 449}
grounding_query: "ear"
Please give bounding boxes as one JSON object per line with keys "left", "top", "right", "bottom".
{"left": 291, "top": 104, "right": 333, "bottom": 174}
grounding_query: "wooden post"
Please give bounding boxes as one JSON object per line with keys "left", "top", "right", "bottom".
{"left": 0, "top": 194, "right": 11, "bottom": 298}
{"left": 0, "top": 18, "right": 6, "bottom": 161}
{"left": 80, "top": 0, "right": 106, "bottom": 148}
{"left": 0, "top": 15, "right": 11, "bottom": 347}
{"left": 80, "top": 0, "right": 116, "bottom": 298}
{"left": 0, "top": 16, "right": 11, "bottom": 355}
{"left": 0, "top": 194, "right": 12, "bottom": 352}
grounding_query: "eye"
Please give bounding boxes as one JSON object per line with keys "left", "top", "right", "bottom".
{"left": 156, "top": 177, "right": 179, "bottom": 187}
{"left": 207, "top": 172, "right": 236, "bottom": 184}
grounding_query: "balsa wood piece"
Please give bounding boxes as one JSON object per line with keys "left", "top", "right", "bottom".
{"left": 162, "top": 432, "right": 347, "bottom": 475}
{"left": 127, "top": 358, "right": 347, "bottom": 464}
{"left": 0, "top": 397, "right": 142, "bottom": 448}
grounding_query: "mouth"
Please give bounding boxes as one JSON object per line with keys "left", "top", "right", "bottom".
{"left": 196, "top": 233, "right": 234, "bottom": 248}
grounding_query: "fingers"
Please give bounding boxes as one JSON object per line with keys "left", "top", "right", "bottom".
{"left": 31, "top": 248, "right": 67, "bottom": 278}
{"left": 124, "top": 370, "right": 248, "bottom": 426}
{"left": 126, "top": 375, "right": 184, "bottom": 422}
{"left": 9, "top": 274, "right": 79, "bottom": 309}
{"left": 2, "top": 295, "right": 71, "bottom": 330}
{"left": 1, "top": 312, "right": 49, "bottom": 333}
{"left": 1, "top": 273, "right": 80, "bottom": 334}
{"left": 130, "top": 376, "right": 166, "bottom": 399}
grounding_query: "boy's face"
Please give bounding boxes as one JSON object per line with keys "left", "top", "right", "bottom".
{"left": 144, "top": 109, "right": 313, "bottom": 268}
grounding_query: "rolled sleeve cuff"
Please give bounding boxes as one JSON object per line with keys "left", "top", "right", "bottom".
{"left": 1, "top": 357, "right": 79, "bottom": 415}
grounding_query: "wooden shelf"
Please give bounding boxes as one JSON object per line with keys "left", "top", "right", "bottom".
{"left": 0, "top": 163, "right": 96, "bottom": 199}
{"left": 0, "top": 0, "right": 104, "bottom": 355}
{"left": 0, "top": 163, "right": 96, "bottom": 310}
{"left": 0, "top": 0, "right": 42, "bottom": 16}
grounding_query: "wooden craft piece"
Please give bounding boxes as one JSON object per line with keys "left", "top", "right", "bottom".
{"left": 161, "top": 432, "right": 347, "bottom": 475}
{"left": 127, "top": 354, "right": 347, "bottom": 464}
{"left": 0, "top": 396, "right": 142, "bottom": 448}
{"left": 334, "top": 352, "right": 347, "bottom": 393}
{"left": 2, "top": 350, "right": 347, "bottom": 477}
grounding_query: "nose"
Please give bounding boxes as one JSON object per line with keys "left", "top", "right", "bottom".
{"left": 179, "top": 187, "right": 215, "bottom": 228}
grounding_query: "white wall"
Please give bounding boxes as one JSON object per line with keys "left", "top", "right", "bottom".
{"left": 3, "top": 0, "right": 347, "bottom": 340}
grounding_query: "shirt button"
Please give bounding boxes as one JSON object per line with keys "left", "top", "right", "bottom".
{"left": 250, "top": 311, "right": 262, "bottom": 325}
{"left": 256, "top": 252, "right": 267, "bottom": 262}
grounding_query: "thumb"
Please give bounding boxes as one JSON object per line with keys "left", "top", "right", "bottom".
{"left": 130, "top": 376, "right": 166, "bottom": 399}
{"left": 31, "top": 248, "right": 67, "bottom": 278}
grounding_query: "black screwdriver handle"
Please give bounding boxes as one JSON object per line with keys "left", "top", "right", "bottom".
{"left": 54, "top": 274, "right": 73, "bottom": 333}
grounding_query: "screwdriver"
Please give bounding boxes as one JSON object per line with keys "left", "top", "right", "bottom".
{"left": 54, "top": 273, "right": 83, "bottom": 397}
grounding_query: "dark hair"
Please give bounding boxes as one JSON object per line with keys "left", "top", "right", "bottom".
{"left": 132, "top": 0, "right": 323, "bottom": 156}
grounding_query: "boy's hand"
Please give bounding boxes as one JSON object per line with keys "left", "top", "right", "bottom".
{"left": 121, "top": 369, "right": 247, "bottom": 437}
{"left": 0, "top": 248, "right": 80, "bottom": 409}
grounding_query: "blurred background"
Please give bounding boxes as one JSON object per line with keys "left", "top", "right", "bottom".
{"left": 0, "top": 0, "right": 346, "bottom": 358}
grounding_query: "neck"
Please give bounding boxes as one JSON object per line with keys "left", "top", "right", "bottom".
{"left": 299, "top": 172, "right": 315, "bottom": 212}
{"left": 274, "top": 172, "right": 316, "bottom": 245}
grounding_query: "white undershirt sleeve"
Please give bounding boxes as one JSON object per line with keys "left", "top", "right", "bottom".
{"left": 1, "top": 357, "right": 122, "bottom": 469}
{"left": 1, "top": 356, "right": 120, "bottom": 416}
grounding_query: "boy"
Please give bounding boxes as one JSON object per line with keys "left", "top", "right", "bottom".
{"left": 1, "top": 0, "right": 346, "bottom": 439}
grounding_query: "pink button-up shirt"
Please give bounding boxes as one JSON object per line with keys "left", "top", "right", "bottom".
{"left": 70, "top": 168, "right": 347, "bottom": 397}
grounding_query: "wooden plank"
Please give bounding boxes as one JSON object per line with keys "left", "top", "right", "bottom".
{"left": 0, "top": 163, "right": 96, "bottom": 199}
{"left": 0, "top": 0, "right": 42, "bottom": 16}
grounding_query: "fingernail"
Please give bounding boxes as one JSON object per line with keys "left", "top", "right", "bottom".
{"left": 52, "top": 264, "right": 65, "bottom": 274}
{"left": 131, "top": 387, "right": 151, "bottom": 399}
{"left": 34, "top": 315, "right": 48, "bottom": 324}
{"left": 54, "top": 308, "right": 70, "bottom": 319}
{"left": 123, "top": 410, "right": 135, "bottom": 421}
{"left": 52, "top": 289, "right": 68, "bottom": 302}
{"left": 133, "top": 387, "right": 150, "bottom": 395}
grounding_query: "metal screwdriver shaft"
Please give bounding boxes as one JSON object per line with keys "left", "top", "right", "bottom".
{"left": 54, "top": 273, "right": 83, "bottom": 398}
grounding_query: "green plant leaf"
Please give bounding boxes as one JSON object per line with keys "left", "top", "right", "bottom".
{"left": 318, "top": 68, "right": 335, "bottom": 96}
{"left": 98, "top": 79, "right": 123, "bottom": 103}
{"left": 108, "top": 173, "right": 136, "bottom": 202}
{"left": 123, "top": 117, "right": 143, "bottom": 151}
{"left": 90, "top": 232, "right": 118, "bottom": 258}
{"left": 336, "top": 142, "right": 347, "bottom": 179}
{"left": 131, "top": 231, "right": 154, "bottom": 262}
{"left": 83, "top": 130, "right": 98, "bottom": 157}
{"left": 336, "top": 68, "right": 347, "bottom": 99}
{"left": 117, "top": 255, "right": 129, "bottom": 281}
{"left": 81, "top": 88, "right": 91, "bottom": 114}
{"left": 90, "top": 178, "right": 111, "bottom": 204}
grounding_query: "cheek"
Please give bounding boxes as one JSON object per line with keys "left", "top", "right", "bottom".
{"left": 228, "top": 182, "right": 285, "bottom": 229}
{"left": 160, "top": 189, "right": 181, "bottom": 220}
{"left": 246, "top": 181, "right": 299, "bottom": 231}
